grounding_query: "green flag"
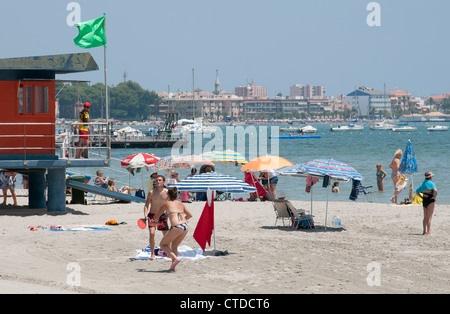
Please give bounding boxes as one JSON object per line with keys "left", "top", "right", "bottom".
{"left": 74, "top": 15, "right": 107, "bottom": 49}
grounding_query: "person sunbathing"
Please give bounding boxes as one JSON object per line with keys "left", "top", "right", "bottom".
{"left": 107, "top": 179, "right": 139, "bottom": 195}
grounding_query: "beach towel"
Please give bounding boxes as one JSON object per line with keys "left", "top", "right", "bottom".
{"left": 135, "top": 245, "right": 209, "bottom": 260}
{"left": 29, "top": 225, "right": 111, "bottom": 231}
{"left": 193, "top": 192, "right": 214, "bottom": 252}
{"left": 305, "top": 175, "right": 319, "bottom": 193}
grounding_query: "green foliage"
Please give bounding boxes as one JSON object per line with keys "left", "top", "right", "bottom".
{"left": 56, "top": 81, "right": 162, "bottom": 121}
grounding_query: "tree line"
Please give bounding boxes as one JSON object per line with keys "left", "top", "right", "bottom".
{"left": 57, "top": 81, "right": 163, "bottom": 121}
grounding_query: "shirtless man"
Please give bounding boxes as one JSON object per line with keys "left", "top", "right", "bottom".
{"left": 143, "top": 175, "right": 169, "bottom": 260}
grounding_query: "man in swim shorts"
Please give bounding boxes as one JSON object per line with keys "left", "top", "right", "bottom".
{"left": 143, "top": 175, "right": 169, "bottom": 260}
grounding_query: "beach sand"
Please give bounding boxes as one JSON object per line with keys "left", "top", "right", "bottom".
{"left": 0, "top": 196, "right": 449, "bottom": 294}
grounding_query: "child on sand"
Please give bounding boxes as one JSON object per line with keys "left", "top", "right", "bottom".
{"left": 376, "top": 163, "right": 387, "bottom": 192}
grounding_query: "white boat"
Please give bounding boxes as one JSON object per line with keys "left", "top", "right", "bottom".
{"left": 299, "top": 125, "right": 318, "bottom": 134}
{"left": 280, "top": 126, "right": 300, "bottom": 132}
{"left": 172, "top": 118, "right": 217, "bottom": 136}
{"left": 427, "top": 125, "right": 449, "bottom": 131}
{"left": 369, "top": 121, "right": 395, "bottom": 130}
{"left": 330, "top": 124, "right": 364, "bottom": 132}
{"left": 115, "top": 126, "right": 145, "bottom": 140}
{"left": 391, "top": 126, "right": 417, "bottom": 132}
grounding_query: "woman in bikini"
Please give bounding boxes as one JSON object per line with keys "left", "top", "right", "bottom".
{"left": 153, "top": 187, "right": 193, "bottom": 272}
{"left": 415, "top": 171, "right": 437, "bottom": 235}
{"left": 376, "top": 163, "right": 387, "bottom": 192}
{"left": 389, "top": 149, "right": 403, "bottom": 203}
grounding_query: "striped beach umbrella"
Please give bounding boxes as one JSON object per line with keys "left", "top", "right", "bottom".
{"left": 277, "top": 159, "right": 363, "bottom": 230}
{"left": 172, "top": 171, "right": 256, "bottom": 193}
{"left": 201, "top": 150, "right": 248, "bottom": 164}
{"left": 294, "top": 159, "right": 363, "bottom": 181}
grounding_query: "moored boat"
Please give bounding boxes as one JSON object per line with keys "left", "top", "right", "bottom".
{"left": 427, "top": 125, "right": 449, "bottom": 131}
{"left": 330, "top": 124, "right": 364, "bottom": 132}
{"left": 391, "top": 126, "right": 417, "bottom": 132}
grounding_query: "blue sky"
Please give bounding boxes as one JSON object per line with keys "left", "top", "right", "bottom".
{"left": 1, "top": 0, "right": 449, "bottom": 97}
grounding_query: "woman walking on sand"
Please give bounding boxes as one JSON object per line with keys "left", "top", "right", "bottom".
{"left": 153, "top": 187, "right": 193, "bottom": 272}
{"left": 415, "top": 171, "right": 437, "bottom": 235}
{"left": 389, "top": 149, "right": 403, "bottom": 203}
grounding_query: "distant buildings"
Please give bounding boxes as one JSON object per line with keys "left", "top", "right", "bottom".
{"left": 344, "top": 87, "right": 391, "bottom": 116}
{"left": 290, "top": 84, "right": 325, "bottom": 99}
{"left": 235, "top": 83, "right": 267, "bottom": 99}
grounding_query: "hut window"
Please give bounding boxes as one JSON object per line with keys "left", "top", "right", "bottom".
{"left": 35, "top": 86, "right": 49, "bottom": 113}
{"left": 25, "top": 86, "right": 33, "bottom": 113}
{"left": 19, "top": 84, "right": 50, "bottom": 115}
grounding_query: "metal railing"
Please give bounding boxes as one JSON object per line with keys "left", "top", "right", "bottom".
{"left": 0, "top": 122, "right": 111, "bottom": 162}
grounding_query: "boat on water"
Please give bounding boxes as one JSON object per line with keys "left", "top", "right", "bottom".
{"left": 369, "top": 120, "right": 395, "bottom": 130}
{"left": 280, "top": 126, "right": 301, "bottom": 132}
{"left": 427, "top": 125, "right": 449, "bottom": 131}
{"left": 270, "top": 135, "right": 321, "bottom": 139}
{"left": 172, "top": 118, "right": 217, "bottom": 136}
{"left": 299, "top": 125, "right": 318, "bottom": 134}
{"left": 330, "top": 124, "right": 364, "bottom": 132}
{"left": 391, "top": 126, "right": 417, "bottom": 132}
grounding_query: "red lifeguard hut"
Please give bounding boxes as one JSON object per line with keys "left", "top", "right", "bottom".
{"left": 0, "top": 53, "right": 110, "bottom": 212}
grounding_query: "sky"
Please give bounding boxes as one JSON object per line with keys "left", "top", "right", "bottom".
{"left": 1, "top": 0, "right": 449, "bottom": 98}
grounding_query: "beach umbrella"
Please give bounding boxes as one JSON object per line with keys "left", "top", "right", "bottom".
{"left": 121, "top": 153, "right": 160, "bottom": 188}
{"left": 201, "top": 150, "right": 248, "bottom": 165}
{"left": 296, "top": 159, "right": 363, "bottom": 181}
{"left": 173, "top": 172, "right": 256, "bottom": 251}
{"left": 399, "top": 139, "right": 419, "bottom": 199}
{"left": 153, "top": 155, "right": 214, "bottom": 171}
{"left": 241, "top": 155, "right": 293, "bottom": 172}
{"left": 277, "top": 159, "right": 363, "bottom": 230}
{"left": 172, "top": 171, "right": 256, "bottom": 194}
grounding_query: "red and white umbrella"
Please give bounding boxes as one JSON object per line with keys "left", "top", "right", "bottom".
{"left": 121, "top": 153, "right": 160, "bottom": 175}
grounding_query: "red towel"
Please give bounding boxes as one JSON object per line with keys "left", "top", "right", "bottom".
{"left": 193, "top": 194, "right": 214, "bottom": 251}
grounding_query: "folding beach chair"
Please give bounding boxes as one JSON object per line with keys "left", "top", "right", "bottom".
{"left": 245, "top": 171, "right": 268, "bottom": 201}
{"left": 272, "top": 199, "right": 293, "bottom": 227}
{"left": 356, "top": 184, "right": 375, "bottom": 202}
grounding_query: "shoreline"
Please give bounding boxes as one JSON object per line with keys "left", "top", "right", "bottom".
{"left": 0, "top": 196, "right": 449, "bottom": 294}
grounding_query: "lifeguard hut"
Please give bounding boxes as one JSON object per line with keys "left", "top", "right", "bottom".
{"left": 0, "top": 53, "right": 110, "bottom": 212}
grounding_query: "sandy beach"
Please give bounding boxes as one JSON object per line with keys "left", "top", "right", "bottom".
{"left": 0, "top": 196, "right": 449, "bottom": 294}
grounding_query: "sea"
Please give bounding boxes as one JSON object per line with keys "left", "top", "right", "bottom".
{"left": 73, "top": 122, "right": 450, "bottom": 205}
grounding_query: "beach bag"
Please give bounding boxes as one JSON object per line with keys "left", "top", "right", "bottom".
{"left": 135, "top": 189, "right": 146, "bottom": 199}
{"left": 395, "top": 175, "right": 408, "bottom": 191}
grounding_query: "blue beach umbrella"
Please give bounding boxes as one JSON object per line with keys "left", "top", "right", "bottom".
{"left": 399, "top": 139, "right": 418, "bottom": 199}
{"left": 399, "top": 140, "right": 418, "bottom": 175}
{"left": 277, "top": 159, "right": 363, "bottom": 181}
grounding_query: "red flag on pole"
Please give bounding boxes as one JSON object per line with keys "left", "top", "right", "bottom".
{"left": 193, "top": 192, "right": 214, "bottom": 251}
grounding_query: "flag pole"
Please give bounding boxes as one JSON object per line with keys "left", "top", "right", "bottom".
{"left": 103, "top": 13, "right": 110, "bottom": 160}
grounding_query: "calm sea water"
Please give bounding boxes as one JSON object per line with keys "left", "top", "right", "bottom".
{"left": 76, "top": 123, "right": 450, "bottom": 205}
